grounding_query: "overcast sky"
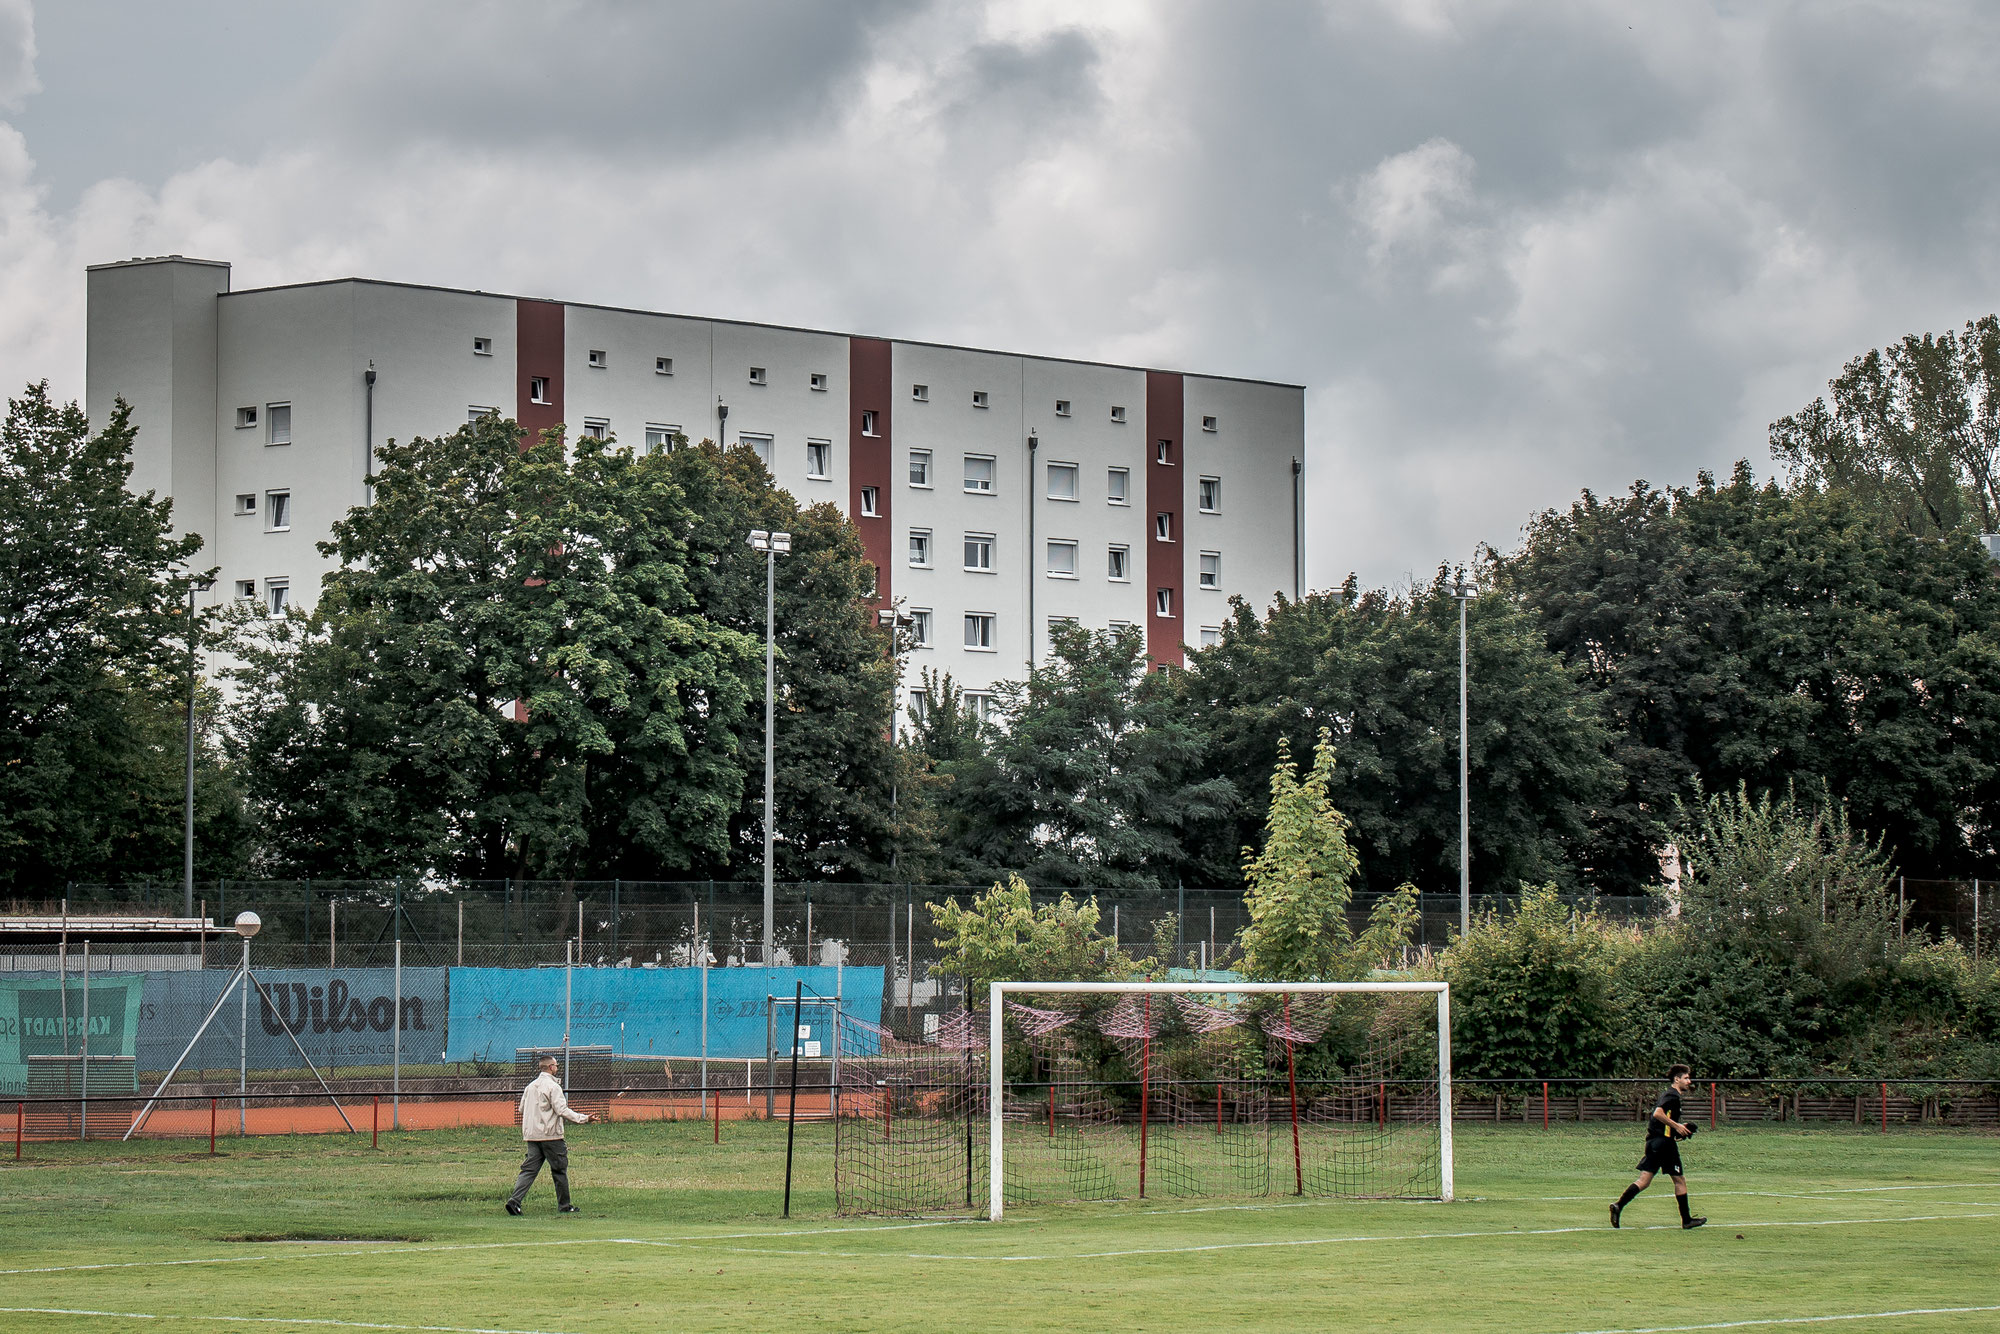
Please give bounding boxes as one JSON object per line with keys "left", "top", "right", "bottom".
{"left": 3, "top": 0, "right": 1997, "bottom": 591}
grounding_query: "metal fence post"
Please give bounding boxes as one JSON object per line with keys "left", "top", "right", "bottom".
{"left": 392, "top": 938, "right": 402, "bottom": 1130}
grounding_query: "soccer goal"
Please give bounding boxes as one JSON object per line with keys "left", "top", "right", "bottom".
{"left": 831, "top": 980, "right": 1451, "bottom": 1219}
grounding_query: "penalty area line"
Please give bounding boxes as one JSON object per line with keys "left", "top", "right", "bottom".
{"left": 1557, "top": 1304, "right": 2000, "bottom": 1333}
{"left": 0, "top": 1310, "right": 577, "bottom": 1334}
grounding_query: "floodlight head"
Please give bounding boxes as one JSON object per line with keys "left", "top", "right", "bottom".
{"left": 192, "top": 576, "right": 216, "bottom": 593}
{"left": 233, "top": 911, "right": 262, "bottom": 939}
{"left": 748, "top": 529, "right": 770, "bottom": 549}
{"left": 771, "top": 532, "right": 792, "bottom": 553}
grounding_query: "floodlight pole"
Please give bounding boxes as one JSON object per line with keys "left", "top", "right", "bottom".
{"left": 748, "top": 529, "right": 792, "bottom": 967}
{"left": 1453, "top": 576, "right": 1473, "bottom": 939}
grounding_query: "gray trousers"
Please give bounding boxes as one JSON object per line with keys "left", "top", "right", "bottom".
{"left": 509, "top": 1139, "right": 571, "bottom": 1208}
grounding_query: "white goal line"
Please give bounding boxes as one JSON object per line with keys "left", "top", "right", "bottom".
{"left": 984, "top": 980, "right": 1454, "bottom": 1221}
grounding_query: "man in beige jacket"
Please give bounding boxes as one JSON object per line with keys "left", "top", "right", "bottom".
{"left": 506, "top": 1055, "right": 593, "bottom": 1215}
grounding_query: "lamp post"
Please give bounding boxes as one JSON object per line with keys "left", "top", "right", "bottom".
{"left": 747, "top": 529, "right": 792, "bottom": 967}
{"left": 1451, "top": 574, "right": 1474, "bottom": 938}
{"left": 184, "top": 575, "right": 215, "bottom": 918}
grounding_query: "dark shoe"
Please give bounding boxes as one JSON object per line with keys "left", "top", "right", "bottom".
{"left": 505, "top": 1201, "right": 522, "bottom": 1216}
{"left": 558, "top": 1205, "right": 580, "bottom": 1214}
{"left": 1683, "top": 1216, "right": 1706, "bottom": 1230}
{"left": 1609, "top": 1203, "right": 1621, "bottom": 1229}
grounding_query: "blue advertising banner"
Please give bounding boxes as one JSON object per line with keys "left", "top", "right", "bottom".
{"left": 444, "top": 966, "right": 882, "bottom": 1062}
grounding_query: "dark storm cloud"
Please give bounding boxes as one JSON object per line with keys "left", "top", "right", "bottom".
{"left": 294, "top": 0, "right": 925, "bottom": 159}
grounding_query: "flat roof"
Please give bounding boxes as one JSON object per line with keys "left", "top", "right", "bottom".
{"left": 0, "top": 915, "right": 216, "bottom": 943}
{"left": 218, "top": 274, "right": 1307, "bottom": 392}
{"left": 86, "top": 255, "right": 231, "bottom": 272}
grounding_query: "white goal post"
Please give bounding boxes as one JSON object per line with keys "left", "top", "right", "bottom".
{"left": 986, "top": 980, "right": 1452, "bottom": 1221}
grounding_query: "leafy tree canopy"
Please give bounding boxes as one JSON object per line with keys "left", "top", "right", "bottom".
{"left": 927, "top": 874, "right": 1134, "bottom": 994}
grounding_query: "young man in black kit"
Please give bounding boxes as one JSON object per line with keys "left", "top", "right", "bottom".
{"left": 1611, "top": 1064, "right": 1706, "bottom": 1230}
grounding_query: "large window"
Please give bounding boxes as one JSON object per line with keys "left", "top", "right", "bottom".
{"left": 1107, "top": 467, "right": 1129, "bottom": 504}
{"left": 1199, "top": 476, "right": 1221, "bottom": 512}
{"left": 742, "top": 433, "right": 774, "bottom": 468}
{"left": 581, "top": 418, "right": 610, "bottom": 440}
{"left": 964, "top": 533, "right": 994, "bottom": 571}
{"left": 644, "top": 424, "right": 680, "bottom": 454}
{"left": 964, "top": 613, "right": 995, "bottom": 650}
{"left": 1155, "top": 587, "right": 1174, "bottom": 618}
{"left": 806, "top": 440, "right": 831, "bottom": 478}
{"left": 908, "top": 608, "right": 932, "bottom": 647}
{"left": 909, "top": 450, "right": 932, "bottom": 486}
{"left": 1047, "top": 462, "right": 1078, "bottom": 501}
{"left": 860, "top": 486, "right": 879, "bottom": 517}
{"left": 1155, "top": 511, "right": 1174, "bottom": 542}
{"left": 265, "top": 490, "right": 291, "bottom": 532}
{"left": 1200, "top": 551, "right": 1221, "bottom": 589}
{"left": 267, "top": 403, "right": 292, "bottom": 446}
{"left": 964, "top": 454, "right": 996, "bottom": 493}
{"left": 264, "top": 580, "right": 290, "bottom": 616}
{"left": 1046, "top": 540, "right": 1077, "bottom": 577}
{"left": 909, "top": 529, "right": 933, "bottom": 567}
{"left": 1107, "top": 545, "right": 1130, "bottom": 580}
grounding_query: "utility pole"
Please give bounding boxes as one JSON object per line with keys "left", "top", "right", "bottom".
{"left": 1452, "top": 574, "right": 1474, "bottom": 938}
{"left": 748, "top": 529, "right": 792, "bottom": 965}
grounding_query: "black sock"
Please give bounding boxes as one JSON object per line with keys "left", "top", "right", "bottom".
{"left": 1616, "top": 1184, "right": 1641, "bottom": 1210}
{"left": 1677, "top": 1193, "right": 1692, "bottom": 1222}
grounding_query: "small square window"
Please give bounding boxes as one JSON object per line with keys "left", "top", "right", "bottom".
{"left": 235, "top": 493, "right": 257, "bottom": 516}
{"left": 267, "top": 403, "right": 292, "bottom": 446}
{"left": 235, "top": 406, "right": 258, "bottom": 429}
{"left": 469, "top": 405, "right": 497, "bottom": 423}
{"left": 964, "top": 691, "right": 993, "bottom": 723}
{"left": 1107, "top": 468, "right": 1130, "bottom": 504}
{"left": 1047, "top": 462, "right": 1077, "bottom": 501}
{"left": 749, "top": 366, "right": 767, "bottom": 385}
{"left": 806, "top": 440, "right": 832, "bottom": 478}
{"left": 964, "top": 613, "right": 995, "bottom": 650}
{"left": 266, "top": 491, "right": 291, "bottom": 531}
{"left": 1110, "top": 405, "right": 1127, "bottom": 423}
{"left": 909, "top": 449, "right": 932, "bottom": 486}
{"left": 912, "top": 384, "right": 929, "bottom": 402}
{"left": 1108, "top": 618, "right": 1133, "bottom": 633}
{"left": 963, "top": 455, "right": 995, "bottom": 493}
{"left": 655, "top": 356, "right": 674, "bottom": 376}
{"left": 1155, "top": 439, "right": 1173, "bottom": 465}
{"left": 1199, "top": 477, "right": 1220, "bottom": 512}
{"left": 1200, "top": 551, "right": 1221, "bottom": 589}
{"left": 1155, "top": 587, "right": 1174, "bottom": 618}
{"left": 1046, "top": 540, "right": 1078, "bottom": 577}
{"left": 644, "top": 424, "right": 679, "bottom": 455}
{"left": 909, "top": 609, "right": 932, "bottom": 647}
{"left": 810, "top": 372, "right": 828, "bottom": 392}
{"left": 265, "top": 580, "right": 290, "bottom": 616}
{"left": 859, "top": 485, "right": 879, "bottom": 517}
{"left": 972, "top": 390, "right": 989, "bottom": 408}
{"left": 1155, "top": 512, "right": 1174, "bottom": 542}
{"left": 530, "top": 377, "right": 551, "bottom": 405}
{"left": 909, "top": 529, "right": 932, "bottom": 567}
{"left": 588, "top": 350, "right": 607, "bottom": 369}
{"left": 582, "top": 418, "right": 610, "bottom": 440}
{"left": 742, "top": 433, "right": 774, "bottom": 467}
{"left": 473, "top": 337, "right": 493, "bottom": 356}
{"left": 964, "top": 533, "right": 994, "bottom": 571}
{"left": 1055, "top": 399, "right": 1071, "bottom": 417}
{"left": 1202, "top": 415, "right": 1218, "bottom": 432}
{"left": 1107, "top": 545, "right": 1130, "bottom": 580}
{"left": 1199, "top": 626, "right": 1222, "bottom": 649}
{"left": 861, "top": 410, "right": 879, "bottom": 437}
{"left": 234, "top": 579, "right": 256, "bottom": 600}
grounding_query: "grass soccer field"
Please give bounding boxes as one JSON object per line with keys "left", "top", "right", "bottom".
{"left": 0, "top": 1122, "right": 1995, "bottom": 1334}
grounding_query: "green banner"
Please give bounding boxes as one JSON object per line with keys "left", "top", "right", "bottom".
{"left": 0, "top": 976, "right": 144, "bottom": 1095}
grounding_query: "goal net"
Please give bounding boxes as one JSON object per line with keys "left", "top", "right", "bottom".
{"left": 833, "top": 981, "right": 1451, "bottom": 1219}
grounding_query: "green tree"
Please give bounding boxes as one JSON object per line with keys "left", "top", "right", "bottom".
{"left": 1504, "top": 466, "right": 2000, "bottom": 880}
{"left": 1442, "top": 884, "right": 1624, "bottom": 1079}
{"left": 1237, "top": 730, "right": 1417, "bottom": 981}
{"left": 935, "top": 624, "right": 1237, "bottom": 889}
{"left": 1770, "top": 316, "right": 2000, "bottom": 537}
{"left": 1182, "top": 571, "right": 1617, "bottom": 895}
{"left": 0, "top": 383, "right": 246, "bottom": 888}
{"left": 230, "top": 415, "right": 758, "bottom": 878}
{"left": 927, "top": 874, "right": 1133, "bottom": 995}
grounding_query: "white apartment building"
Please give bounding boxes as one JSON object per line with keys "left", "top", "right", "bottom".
{"left": 86, "top": 256, "right": 1305, "bottom": 715}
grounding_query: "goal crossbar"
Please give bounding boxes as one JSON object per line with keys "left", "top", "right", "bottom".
{"left": 986, "top": 980, "right": 1453, "bottom": 1220}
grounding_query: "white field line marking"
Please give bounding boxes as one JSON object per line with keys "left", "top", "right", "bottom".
{"left": 0, "top": 1310, "right": 576, "bottom": 1334}
{"left": 0, "top": 1218, "right": 975, "bottom": 1279}
{"left": 618, "top": 1209, "right": 2000, "bottom": 1263}
{"left": 1559, "top": 1305, "right": 2000, "bottom": 1334}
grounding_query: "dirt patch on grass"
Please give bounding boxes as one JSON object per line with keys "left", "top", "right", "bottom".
{"left": 217, "top": 1232, "right": 427, "bottom": 1243}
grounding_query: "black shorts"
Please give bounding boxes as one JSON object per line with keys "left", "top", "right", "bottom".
{"left": 1637, "top": 1136, "right": 1684, "bottom": 1177}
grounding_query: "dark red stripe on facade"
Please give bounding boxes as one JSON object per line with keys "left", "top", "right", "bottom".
{"left": 849, "top": 336, "right": 893, "bottom": 613}
{"left": 515, "top": 299, "right": 564, "bottom": 452}
{"left": 1145, "top": 369, "right": 1185, "bottom": 668}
